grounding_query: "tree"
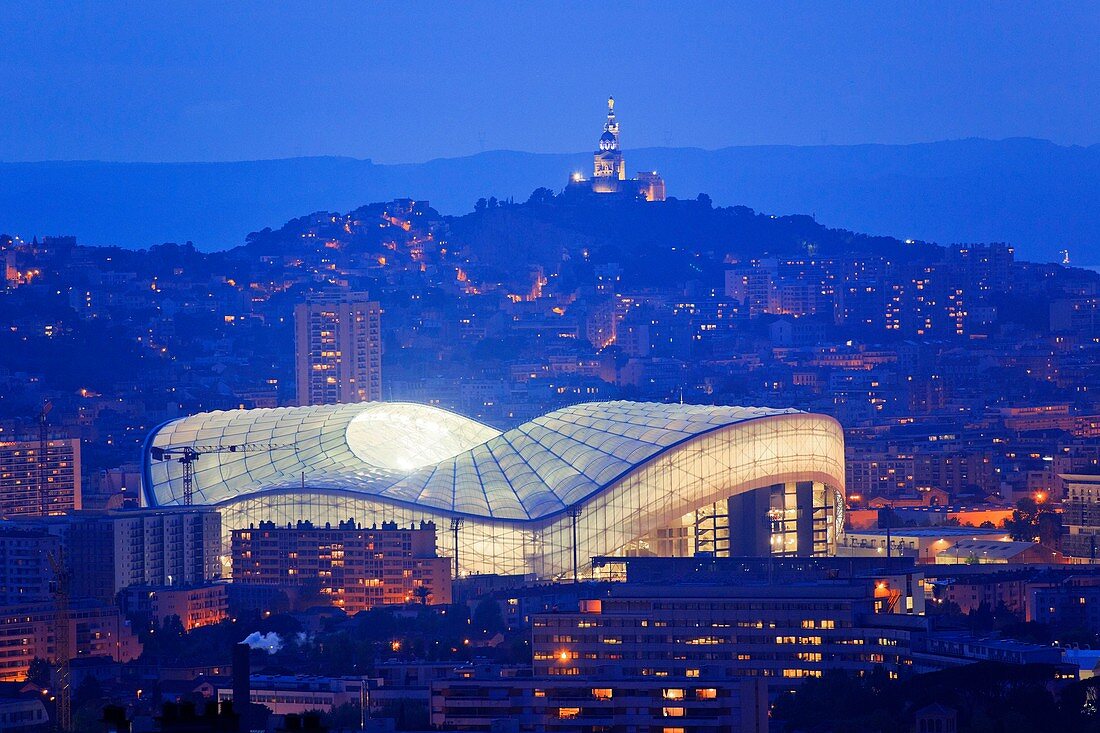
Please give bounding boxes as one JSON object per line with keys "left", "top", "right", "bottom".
{"left": 1005, "top": 497, "right": 1047, "bottom": 541}
{"left": 414, "top": 586, "right": 430, "bottom": 605}
{"left": 73, "top": 675, "right": 103, "bottom": 708}
{"left": 26, "top": 657, "right": 50, "bottom": 687}
{"left": 322, "top": 702, "right": 362, "bottom": 730}
{"left": 527, "top": 187, "right": 555, "bottom": 205}
{"left": 471, "top": 598, "right": 505, "bottom": 635}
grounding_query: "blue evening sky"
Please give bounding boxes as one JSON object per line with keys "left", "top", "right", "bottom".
{"left": 1, "top": 2, "right": 1096, "bottom": 163}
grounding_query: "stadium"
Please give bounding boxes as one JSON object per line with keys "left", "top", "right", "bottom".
{"left": 143, "top": 401, "right": 845, "bottom": 578}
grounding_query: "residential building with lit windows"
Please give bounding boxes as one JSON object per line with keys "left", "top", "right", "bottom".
{"left": 144, "top": 401, "right": 846, "bottom": 579}
{"left": 230, "top": 519, "right": 451, "bottom": 611}
{"left": 0, "top": 600, "right": 142, "bottom": 681}
{"left": 1062, "top": 473, "right": 1100, "bottom": 559}
{"left": 294, "top": 291, "right": 382, "bottom": 405}
{"left": 1, "top": 508, "right": 222, "bottom": 604}
{"left": 0, "top": 437, "right": 81, "bottom": 517}
{"left": 0, "top": 526, "right": 60, "bottom": 604}
{"left": 118, "top": 583, "right": 228, "bottom": 631}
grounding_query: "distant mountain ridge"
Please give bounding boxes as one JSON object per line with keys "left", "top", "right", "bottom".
{"left": 1, "top": 137, "right": 1097, "bottom": 262}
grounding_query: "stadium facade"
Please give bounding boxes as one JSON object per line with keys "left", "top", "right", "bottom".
{"left": 143, "top": 401, "right": 845, "bottom": 578}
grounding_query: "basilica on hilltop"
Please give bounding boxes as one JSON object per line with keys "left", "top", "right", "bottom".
{"left": 565, "top": 97, "right": 666, "bottom": 202}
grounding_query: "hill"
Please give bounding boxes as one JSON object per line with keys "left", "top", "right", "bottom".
{"left": 1, "top": 138, "right": 1096, "bottom": 262}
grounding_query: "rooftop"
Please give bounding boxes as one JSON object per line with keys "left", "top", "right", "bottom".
{"left": 146, "top": 401, "right": 811, "bottom": 521}
{"left": 849, "top": 527, "right": 1009, "bottom": 539}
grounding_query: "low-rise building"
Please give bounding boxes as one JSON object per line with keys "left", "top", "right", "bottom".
{"left": 838, "top": 527, "right": 1010, "bottom": 562}
{"left": 934, "top": 539, "right": 1063, "bottom": 565}
{"left": 914, "top": 633, "right": 1068, "bottom": 672}
{"left": 216, "top": 675, "right": 368, "bottom": 717}
{"left": 119, "top": 583, "right": 228, "bottom": 631}
{"left": 936, "top": 573, "right": 1033, "bottom": 616}
{"left": 431, "top": 667, "right": 768, "bottom": 733}
{"left": 535, "top": 557, "right": 926, "bottom": 695}
{"left": 0, "top": 600, "right": 142, "bottom": 681}
{"left": 1029, "top": 575, "right": 1100, "bottom": 631}
{"left": 0, "top": 692, "right": 49, "bottom": 733}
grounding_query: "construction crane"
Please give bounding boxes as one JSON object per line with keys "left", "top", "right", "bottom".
{"left": 47, "top": 548, "right": 70, "bottom": 732}
{"left": 149, "top": 443, "right": 292, "bottom": 505}
{"left": 37, "top": 401, "right": 53, "bottom": 516}
{"left": 449, "top": 518, "right": 463, "bottom": 580}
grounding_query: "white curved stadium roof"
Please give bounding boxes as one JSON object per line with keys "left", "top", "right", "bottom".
{"left": 145, "top": 401, "right": 805, "bottom": 521}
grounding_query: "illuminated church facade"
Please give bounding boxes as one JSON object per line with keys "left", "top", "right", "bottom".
{"left": 566, "top": 97, "right": 666, "bottom": 202}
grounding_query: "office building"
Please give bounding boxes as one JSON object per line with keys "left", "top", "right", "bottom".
{"left": 532, "top": 557, "right": 924, "bottom": 693}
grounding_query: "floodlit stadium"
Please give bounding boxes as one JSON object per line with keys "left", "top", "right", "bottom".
{"left": 143, "top": 401, "right": 845, "bottom": 578}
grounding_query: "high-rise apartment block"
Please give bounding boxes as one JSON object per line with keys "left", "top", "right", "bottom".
{"left": 64, "top": 508, "right": 223, "bottom": 601}
{"left": 0, "top": 526, "right": 61, "bottom": 604}
{"left": 0, "top": 437, "right": 81, "bottom": 517}
{"left": 1062, "top": 473, "right": 1100, "bottom": 559}
{"left": 2, "top": 508, "right": 222, "bottom": 604}
{"left": 231, "top": 519, "right": 451, "bottom": 612}
{"left": 294, "top": 291, "right": 382, "bottom": 405}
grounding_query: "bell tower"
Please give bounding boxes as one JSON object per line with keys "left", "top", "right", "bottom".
{"left": 593, "top": 96, "right": 626, "bottom": 182}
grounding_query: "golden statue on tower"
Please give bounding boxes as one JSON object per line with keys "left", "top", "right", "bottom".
{"left": 565, "top": 96, "right": 666, "bottom": 202}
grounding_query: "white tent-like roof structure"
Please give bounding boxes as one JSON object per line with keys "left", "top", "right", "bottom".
{"left": 146, "top": 401, "right": 802, "bottom": 519}
{"left": 144, "top": 401, "right": 845, "bottom": 576}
